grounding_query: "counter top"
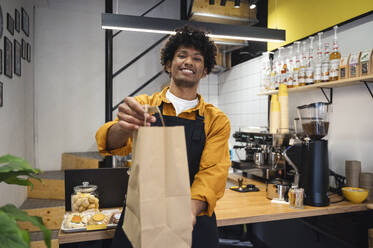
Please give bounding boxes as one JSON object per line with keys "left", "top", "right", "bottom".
{"left": 215, "top": 174, "right": 368, "bottom": 227}
{"left": 58, "top": 173, "right": 369, "bottom": 244}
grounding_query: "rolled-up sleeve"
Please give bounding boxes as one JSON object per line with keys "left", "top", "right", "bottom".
{"left": 95, "top": 118, "right": 133, "bottom": 156}
{"left": 190, "top": 113, "right": 231, "bottom": 216}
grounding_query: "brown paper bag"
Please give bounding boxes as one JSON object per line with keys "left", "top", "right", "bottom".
{"left": 123, "top": 126, "right": 192, "bottom": 248}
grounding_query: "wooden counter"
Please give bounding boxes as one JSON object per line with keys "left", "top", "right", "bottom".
{"left": 58, "top": 174, "right": 369, "bottom": 244}
{"left": 215, "top": 174, "right": 369, "bottom": 227}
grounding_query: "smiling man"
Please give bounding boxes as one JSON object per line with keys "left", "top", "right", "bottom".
{"left": 96, "top": 26, "right": 231, "bottom": 248}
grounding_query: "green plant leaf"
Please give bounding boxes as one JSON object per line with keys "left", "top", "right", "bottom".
{"left": 0, "top": 205, "right": 51, "bottom": 248}
{"left": 0, "top": 154, "right": 42, "bottom": 188}
{"left": 0, "top": 210, "right": 29, "bottom": 248}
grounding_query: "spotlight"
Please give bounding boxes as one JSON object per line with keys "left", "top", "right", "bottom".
{"left": 234, "top": 0, "right": 240, "bottom": 8}
{"left": 209, "top": 0, "right": 215, "bottom": 4}
{"left": 249, "top": 0, "right": 257, "bottom": 9}
{"left": 220, "top": 0, "right": 226, "bottom": 6}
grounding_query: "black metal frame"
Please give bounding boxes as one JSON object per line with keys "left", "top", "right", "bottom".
{"left": 363, "top": 81, "right": 373, "bottom": 99}
{"left": 319, "top": 87, "right": 333, "bottom": 104}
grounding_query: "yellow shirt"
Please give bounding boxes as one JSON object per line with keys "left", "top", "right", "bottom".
{"left": 95, "top": 87, "right": 231, "bottom": 216}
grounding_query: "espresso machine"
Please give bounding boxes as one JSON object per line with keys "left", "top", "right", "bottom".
{"left": 231, "top": 128, "right": 298, "bottom": 183}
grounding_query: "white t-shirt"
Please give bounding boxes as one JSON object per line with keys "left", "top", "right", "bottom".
{"left": 166, "top": 89, "right": 199, "bottom": 116}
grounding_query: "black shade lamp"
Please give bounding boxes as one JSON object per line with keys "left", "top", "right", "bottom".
{"left": 234, "top": 0, "right": 240, "bottom": 8}
{"left": 220, "top": 0, "right": 227, "bottom": 6}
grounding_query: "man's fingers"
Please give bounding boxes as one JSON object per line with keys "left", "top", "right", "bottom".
{"left": 118, "top": 112, "right": 144, "bottom": 126}
{"left": 118, "top": 103, "right": 145, "bottom": 121}
{"left": 124, "top": 97, "right": 146, "bottom": 117}
{"left": 117, "top": 120, "right": 139, "bottom": 131}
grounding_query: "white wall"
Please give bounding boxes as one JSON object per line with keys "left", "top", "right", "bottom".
{"left": 219, "top": 13, "right": 373, "bottom": 175}
{"left": 0, "top": 0, "right": 34, "bottom": 207}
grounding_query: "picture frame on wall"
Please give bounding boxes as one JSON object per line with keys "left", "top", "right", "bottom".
{"left": 21, "top": 8, "right": 29, "bottom": 37}
{"left": 14, "top": 39, "right": 21, "bottom": 76}
{"left": 4, "top": 36, "right": 12, "bottom": 78}
{"left": 15, "top": 9, "right": 20, "bottom": 33}
{"left": 0, "top": 6, "right": 3, "bottom": 38}
{"left": 26, "top": 42, "right": 31, "bottom": 62}
{"left": 7, "top": 13, "right": 14, "bottom": 35}
{"left": 0, "top": 82, "right": 3, "bottom": 107}
{"left": 0, "top": 49, "right": 2, "bottom": 75}
{"left": 21, "top": 38, "right": 26, "bottom": 59}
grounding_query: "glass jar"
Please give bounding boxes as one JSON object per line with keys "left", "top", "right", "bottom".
{"left": 71, "top": 181, "right": 99, "bottom": 212}
{"left": 288, "top": 187, "right": 304, "bottom": 209}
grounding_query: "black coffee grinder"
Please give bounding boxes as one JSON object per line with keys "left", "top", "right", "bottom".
{"left": 296, "top": 102, "right": 330, "bottom": 207}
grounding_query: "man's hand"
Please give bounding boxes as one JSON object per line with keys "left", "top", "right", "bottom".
{"left": 191, "top": 199, "right": 207, "bottom": 227}
{"left": 107, "top": 97, "right": 156, "bottom": 150}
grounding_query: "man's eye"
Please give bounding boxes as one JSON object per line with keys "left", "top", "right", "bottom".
{"left": 178, "top": 54, "right": 186, "bottom": 58}
{"left": 194, "top": 57, "right": 202, "bottom": 61}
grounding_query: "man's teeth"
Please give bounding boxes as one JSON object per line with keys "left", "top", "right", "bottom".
{"left": 182, "top": 69, "right": 193, "bottom": 74}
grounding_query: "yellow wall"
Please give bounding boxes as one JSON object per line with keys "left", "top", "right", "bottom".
{"left": 268, "top": 0, "right": 373, "bottom": 51}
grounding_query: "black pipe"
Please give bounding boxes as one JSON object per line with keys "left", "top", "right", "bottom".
{"left": 113, "top": 70, "right": 164, "bottom": 111}
{"left": 113, "top": 0, "right": 166, "bottom": 38}
{"left": 105, "top": 0, "right": 113, "bottom": 122}
{"left": 113, "top": 35, "right": 169, "bottom": 78}
{"left": 104, "top": 0, "right": 113, "bottom": 168}
{"left": 180, "top": 0, "right": 187, "bottom": 20}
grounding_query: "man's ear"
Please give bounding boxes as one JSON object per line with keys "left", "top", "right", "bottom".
{"left": 202, "top": 68, "right": 208, "bottom": 78}
{"left": 165, "top": 61, "right": 171, "bottom": 73}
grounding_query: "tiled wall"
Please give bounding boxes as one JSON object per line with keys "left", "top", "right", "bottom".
{"left": 217, "top": 56, "right": 268, "bottom": 145}
{"left": 198, "top": 74, "right": 219, "bottom": 107}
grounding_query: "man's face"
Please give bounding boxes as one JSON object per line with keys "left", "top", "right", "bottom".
{"left": 166, "top": 46, "right": 207, "bottom": 88}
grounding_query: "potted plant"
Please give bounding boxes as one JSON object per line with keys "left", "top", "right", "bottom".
{"left": 0, "top": 154, "right": 51, "bottom": 248}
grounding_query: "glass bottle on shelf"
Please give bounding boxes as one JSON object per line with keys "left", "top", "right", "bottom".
{"left": 286, "top": 46, "right": 294, "bottom": 88}
{"left": 329, "top": 25, "right": 341, "bottom": 81}
{"left": 305, "top": 36, "right": 315, "bottom": 85}
{"left": 321, "top": 43, "right": 330, "bottom": 82}
{"left": 279, "top": 47, "right": 288, "bottom": 87}
{"left": 299, "top": 41, "right": 307, "bottom": 86}
{"left": 314, "top": 32, "right": 323, "bottom": 83}
{"left": 261, "top": 52, "right": 272, "bottom": 91}
{"left": 275, "top": 47, "right": 284, "bottom": 90}
{"left": 293, "top": 41, "right": 301, "bottom": 88}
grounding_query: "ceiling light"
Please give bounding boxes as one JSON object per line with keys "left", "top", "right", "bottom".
{"left": 250, "top": 3, "right": 256, "bottom": 9}
{"left": 249, "top": 0, "right": 257, "bottom": 9}
{"left": 234, "top": 0, "right": 240, "bottom": 8}
{"left": 220, "top": 0, "right": 226, "bottom": 6}
{"left": 102, "top": 14, "right": 285, "bottom": 43}
{"left": 209, "top": 0, "right": 215, "bottom": 4}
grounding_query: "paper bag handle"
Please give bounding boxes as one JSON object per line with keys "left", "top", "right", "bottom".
{"left": 144, "top": 104, "right": 165, "bottom": 127}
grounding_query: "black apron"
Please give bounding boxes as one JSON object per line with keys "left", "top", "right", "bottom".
{"left": 111, "top": 102, "right": 218, "bottom": 248}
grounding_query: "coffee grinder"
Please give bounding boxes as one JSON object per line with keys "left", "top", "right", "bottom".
{"left": 296, "top": 102, "right": 330, "bottom": 207}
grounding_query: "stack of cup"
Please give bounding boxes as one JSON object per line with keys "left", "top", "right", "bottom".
{"left": 360, "top": 172, "right": 373, "bottom": 202}
{"left": 345, "top": 160, "right": 361, "bottom": 187}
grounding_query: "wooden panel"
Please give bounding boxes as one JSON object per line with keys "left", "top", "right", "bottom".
{"left": 190, "top": 0, "right": 257, "bottom": 25}
{"left": 58, "top": 229, "right": 116, "bottom": 244}
{"left": 30, "top": 239, "right": 59, "bottom": 248}
{"left": 215, "top": 174, "right": 368, "bottom": 227}
{"left": 268, "top": 0, "right": 373, "bottom": 51}
{"left": 61, "top": 153, "right": 99, "bottom": 170}
{"left": 28, "top": 178, "right": 65, "bottom": 200}
{"left": 18, "top": 206, "right": 65, "bottom": 231}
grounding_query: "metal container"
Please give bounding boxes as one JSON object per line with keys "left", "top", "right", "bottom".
{"left": 266, "top": 179, "right": 290, "bottom": 201}
{"left": 254, "top": 152, "right": 265, "bottom": 166}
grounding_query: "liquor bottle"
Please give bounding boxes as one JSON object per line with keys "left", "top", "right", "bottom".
{"left": 261, "top": 52, "right": 272, "bottom": 91}
{"left": 279, "top": 47, "right": 288, "bottom": 87}
{"left": 305, "top": 36, "right": 315, "bottom": 85}
{"left": 299, "top": 41, "right": 307, "bottom": 86}
{"left": 286, "top": 46, "right": 294, "bottom": 88}
{"left": 321, "top": 43, "right": 330, "bottom": 82}
{"left": 329, "top": 25, "right": 341, "bottom": 81}
{"left": 277, "top": 47, "right": 285, "bottom": 89}
{"left": 293, "top": 41, "right": 301, "bottom": 88}
{"left": 314, "top": 32, "right": 323, "bottom": 83}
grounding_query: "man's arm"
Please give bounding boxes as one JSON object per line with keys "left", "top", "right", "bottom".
{"left": 106, "top": 97, "right": 156, "bottom": 151}
{"left": 191, "top": 199, "right": 207, "bottom": 226}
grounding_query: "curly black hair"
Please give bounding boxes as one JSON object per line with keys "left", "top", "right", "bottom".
{"left": 160, "top": 26, "right": 217, "bottom": 74}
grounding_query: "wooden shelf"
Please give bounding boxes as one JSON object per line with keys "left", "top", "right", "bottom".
{"left": 258, "top": 75, "right": 373, "bottom": 96}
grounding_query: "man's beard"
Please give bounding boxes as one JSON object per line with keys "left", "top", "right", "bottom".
{"left": 173, "top": 75, "right": 197, "bottom": 88}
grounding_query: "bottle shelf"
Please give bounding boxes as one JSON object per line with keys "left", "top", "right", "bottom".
{"left": 258, "top": 75, "right": 373, "bottom": 96}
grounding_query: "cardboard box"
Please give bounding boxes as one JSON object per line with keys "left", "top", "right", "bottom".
{"left": 360, "top": 49, "right": 373, "bottom": 76}
{"left": 339, "top": 55, "right": 350, "bottom": 79}
{"left": 349, "top": 52, "right": 361, "bottom": 78}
